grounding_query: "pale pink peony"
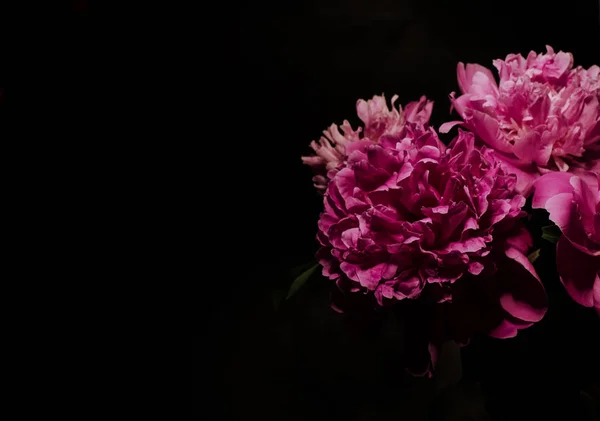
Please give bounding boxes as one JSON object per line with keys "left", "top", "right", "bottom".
{"left": 441, "top": 46, "right": 600, "bottom": 195}
{"left": 317, "top": 126, "right": 548, "bottom": 375}
{"left": 532, "top": 171, "right": 600, "bottom": 315}
{"left": 302, "top": 94, "right": 433, "bottom": 191}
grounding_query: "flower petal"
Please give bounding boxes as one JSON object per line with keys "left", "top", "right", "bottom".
{"left": 457, "top": 62, "right": 498, "bottom": 95}
{"left": 439, "top": 120, "right": 464, "bottom": 133}
{"left": 488, "top": 318, "right": 533, "bottom": 339}
{"left": 493, "top": 153, "right": 538, "bottom": 196}
{"left": 532, "top": 172, "right": 574, "bottom": 209}
{"left": 499, "top": 247, "right": 548, "bottom": 322}
{"left": 556, "top": 235, "right": 600, "bottom": 308}
{"left": 469, "top": 110, "right": 512, "bottom": 154}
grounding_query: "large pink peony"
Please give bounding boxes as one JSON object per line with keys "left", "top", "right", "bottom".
{"left": 317, "top": 125, "right": 548, "bottom": 375}
{"left": 533, "top": 171, "right": 600, "bottom": 315}
{"left": 302, "top": 94, "right": 433, "bottom": 191}
{"left": 441, "top": 46, "right": 600, "bottom": 195}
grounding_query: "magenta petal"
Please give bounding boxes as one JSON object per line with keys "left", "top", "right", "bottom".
{"left": 340, "top": 262, "right": 398, "bottom": 290}
{"left": 439, "top": 120, "right": 464, "bottom": 133}
{"left": 367, "top": 144, "right": 401, "bottom": 173}
{"left": 570, "top": 175, "right": 599, "bottom": 232}
{"left": 470, "top": 110, "right": 512, "bottom": 154}
{"left": 500, "top": 247, "right": 548, "bottom": 322}
{"left": 493, "top": 153, "right": 538, "bottom": 196}
{"left": 452, "top": 94, "right": 470, "bottom": 118}
{"left": 543, "top": 192, "right": 576, "bottom": 233}
{"left": 556, "top": 236, "right": 600, "bottom": 308}
{"left": 443, "top": 237, "right": 487, "bottom": 253}
{"left": 395, "top": 272, "right": 424, "bottom": 298}
{"left": 335, "top": 168, "right": 357, "bottom": 200}
{"left": 343, "top": 139, "right": 371, "bottom": 157}
{"left": 488, "top": 318, "right": 533, "bottom": 339}
{"left": 341, "top": 228, "right": 360, "bottom": 249}
{"left": 457, "top": 63, "right": 498, "bottom": 94}
{"left": 404, "top": 96, "right": 434, "bottom": 126}
{"left": 532, "top": 172, "right": 574, "bottom": 209}
{"left": 419, "top": 145, "right": 441, "bottom": 160}
{"left": 488, "top": 320, "right": 518, "bottom": 338}
{"left": 456, "top": 63, "right": 470, "bottom": 94}
{"left": 374, "top": 172, "right": 401, "bottom": 192}
{"left": 397, "top": 162, "right": 414, "bottom": 183}
{"left": 468, "top": 261, "right": 484, "bottom": 275}
{"left": 352, "top": 160, "right": 392, "bottom": 192}
{"left": 505, "top": 225, "right": 533, "bottom": 255}
{"left": 512, "top": 129, "right": 553, "bottom": 166}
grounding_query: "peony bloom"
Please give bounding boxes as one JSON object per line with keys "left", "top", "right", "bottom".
{"left": 302, "top": 94, "right": 433, "bottom": 191}
{"left": 317, "top": 126, "right": 548, "bottom": 375}
{"left": 532, "top": 171, "right": 600, "bottom": 315}
{"left": 441, "top": 46, "right": 600, "bottom": 195}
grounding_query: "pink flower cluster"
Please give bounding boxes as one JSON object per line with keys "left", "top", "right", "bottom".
{"left": 302, "top": 95, "right": 433, "bottom": 191}
{"left": 441, "top": 46, "right": 600, "bottom": 194}
{"left": 302, "top": 46, "right": 599, "bottom": 375}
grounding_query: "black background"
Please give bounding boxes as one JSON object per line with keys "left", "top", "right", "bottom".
{"left": 203, "top": 1, "right": 600, "bottom": 419}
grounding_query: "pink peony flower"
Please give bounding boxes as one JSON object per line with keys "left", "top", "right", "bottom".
{"left": 302, "top": 94, "right": 433, "bottom": 191}
{"left": 317, "top": 126, "right": 548, "bottom": 375}
{"left": 441, "top": 46, "right": 600, "bottom": 195}
{"left": 532, "top": 171, "right": 600, "bottom": 315}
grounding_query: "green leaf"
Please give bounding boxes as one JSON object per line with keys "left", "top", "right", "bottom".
{"left": 286, "top": 263, "right": 319, "bottom": 300}
{"left": 541, "top": 224, "right": 561, "bottom": 243}
{"left": 289, "top": 260, "right": 317, "bottom": 279}
{"left": 527, "top": 249, "right": 541, "bottom": 263}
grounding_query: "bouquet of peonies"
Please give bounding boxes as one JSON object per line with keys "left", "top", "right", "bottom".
{"left": 296, "top": 46, "right": 599, "bottom": 376}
